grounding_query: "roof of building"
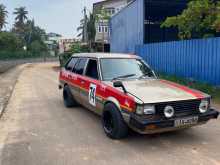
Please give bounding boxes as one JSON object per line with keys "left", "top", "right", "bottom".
{"left": 93, "top": 0, "right": 115, "bottom": 7}
{"left": 72, "top": 53, "right": 141, "bottom": 59}
{"left": 47, "top": 32, "right": 62, "bottom": 37}
{"left": 93, "top": 0, "right": 132, "bottom": 10}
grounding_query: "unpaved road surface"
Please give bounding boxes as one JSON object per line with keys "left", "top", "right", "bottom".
{"left": 0, "top": 63, "right": 220, "bottom": 165}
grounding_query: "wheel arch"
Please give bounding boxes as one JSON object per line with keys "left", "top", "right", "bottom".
{"left": 103, "top": 97, "right": 121, "bottom": 112}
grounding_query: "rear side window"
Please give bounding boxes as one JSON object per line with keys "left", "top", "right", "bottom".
{"left": 74, "top": 58, "right": 87, "bottom": 75}
{"left": 65, "top": 58, "right": 78, "bottom": 71}
{"left": 85, "top": 59, "right": 99, "bottom": 80}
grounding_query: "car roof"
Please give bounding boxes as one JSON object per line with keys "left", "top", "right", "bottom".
{"left": 71, "top": 53, "right": 142, "bottom": 59}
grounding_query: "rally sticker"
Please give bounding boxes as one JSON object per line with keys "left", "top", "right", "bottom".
{"left": 89, "top": 83, "right": 96, "bottom": 106}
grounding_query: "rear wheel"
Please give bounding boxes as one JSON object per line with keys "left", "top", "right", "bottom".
{"left": 63, "top": 85, "right": 77, "bottom": 107}
{"left": 102, "top": 103, "right": 128, "bottom": 139}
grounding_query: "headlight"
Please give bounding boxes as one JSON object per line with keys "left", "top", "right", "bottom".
{"left": 144, "top": 105, "right": 155, "bottom": 115}
{"left": 164, "top": 106, "right": 175, "bottom": 118}
{"left": 136, "top": 105, "right": 155, "bottom": 115}
{"left": 136, "top": 105, "right": 144, "bottom": 115}
{"left": 199, "top": 99, "right": 209, "bottom": 113}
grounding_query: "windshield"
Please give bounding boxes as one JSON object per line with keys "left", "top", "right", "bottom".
{"left": 100, "top": 58, "right": 156, "bottom": 81}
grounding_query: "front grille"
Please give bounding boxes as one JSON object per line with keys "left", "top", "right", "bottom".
{"left": 155, "top": 99, "right": 201, "bottom": 118}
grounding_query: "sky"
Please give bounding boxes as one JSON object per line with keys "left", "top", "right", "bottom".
{"left": 1, "top": 0, "right": 102, "bottom": 38}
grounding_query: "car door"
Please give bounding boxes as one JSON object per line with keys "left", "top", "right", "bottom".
{"left": 64, "top": 57, "right": 79, "bottom": 99}
{"left": 80, "top": 58, "right": 103, "bottom": 115}
{"left": 73, "top": 58, "right": 88, "bottom": 105}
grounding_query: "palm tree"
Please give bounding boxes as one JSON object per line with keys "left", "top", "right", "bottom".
{"left": 77, "top": 12, "right": 96, "bottom": 51}
{"left": 13, "top": 7, "right": 28, "bottom": 34}
{"left": 87, "top": 13, "right": 96, "bottom": 51}
{"left": 77, "top": 7, "right": 88, "bottom": 43}
{"left": 77, "top": 18, "right": 87, "bottom": 41}
{"left": 0, "top": 4, "right": 8, "bottom": 31}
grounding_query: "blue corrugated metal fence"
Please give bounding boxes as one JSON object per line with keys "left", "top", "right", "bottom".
{"left": 110, "top": 0, "right": 144, "bottom": 53}
{"left": 135, "top": 37, "right": 220, "bottom": 85}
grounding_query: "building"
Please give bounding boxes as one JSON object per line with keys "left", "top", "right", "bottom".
{"left": 110, "top": 0, "right": 187, "bottom": 53}
{"left": 59, "top": 38, "right": 81, "bottom": 53}
{"left": 93, "top": 0, "right": 132, "bottom": 45}
{"left": 44, "top": 33, "right": 62, "bottom": 56}
{"left": 47, "top": 33, "right": 62, "bottom": 43}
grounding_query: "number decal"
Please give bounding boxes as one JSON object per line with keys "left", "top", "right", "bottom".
{"left": 89, "top": 83, "right": 96, "bottom": 106}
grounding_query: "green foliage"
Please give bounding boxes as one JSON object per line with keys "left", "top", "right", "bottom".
{"left": 95, "top": 7, "right": 111, "bottom": 21}
{"left": 71, "top": 43, "right": 89, "bottom": 53}
{"left": 77, "top": 7, "right": 110, "bottom": 51}
{"left": 77, "top": 9, "right": 97, "bottom": 48}
{"left": 0, "top": 4, "right": 48, "bottom": 60}
{"left": 159, "top": 74, "right": 220, "bottom": 103}
{"left": 59, "top": 43, "right": 89, "bottom": 66}
{"left": 29, "top": 40, "right": 47, "bottom": 55}
{"left": 24, "top": 20, "right": 46, "bottom": 44}
{"left": 13, "top": 7, "right": 28, "bottom": 34}
{"left": 0, "top": 51, "right": 46, "bottom": 60}
{"left": 87, "top": 13, "right": 96, "bottom": 44}
{"left": 0, "top": 4, "right": 8, "bottom": 31}
{"left": 161, "top": 0, "right": 220, "bottom": 39}
{"left": 0, "top": 32, "right": 23, "bottom": 51}
{"left": 59, "top": 52, "right": 72, "bottom": 67}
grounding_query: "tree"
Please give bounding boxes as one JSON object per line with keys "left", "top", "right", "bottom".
{"left": 29, "top": 40, "right": 47, "bottom": 55}
{"left": 0, "top": 4, "right": 8, "bottom": 31}
{"left": 77, "top": 7, "right": 88, "bottom": 42}
{"left": 213, "top": 1, "right": 220, "bottom": 32}
{"left": 161, "top": 0, "right": 220, "bottom": 39}
{"left": 13, "top": 7, "right": 28, "bottom": 35}
{"left": 24, "top": 19, "right": 46, "bottom": 45}
{"left": 77, "top": 18, "right": 87, "bottom": 41}
{"left": 70, "top": 42, "right": 89, "bottom": 53}
{"left": 77, "top": 8, "right": 96, "bottom": 51}
{"left": 0, "top": 32, "right": 23, "bottom": 51}
{"left": 87, "top": 13, "right": 96, "bottom": 50}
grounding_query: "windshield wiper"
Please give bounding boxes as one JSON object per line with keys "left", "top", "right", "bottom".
{"left": 112, "top": 74, "right": 136, "bottom": 81}
{"left": 139, "top": 72, "right": 153, "bottom": 79}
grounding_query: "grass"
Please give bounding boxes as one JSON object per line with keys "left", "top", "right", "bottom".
{"left": 159, "top": 74, "right": 220, "bottom": 104}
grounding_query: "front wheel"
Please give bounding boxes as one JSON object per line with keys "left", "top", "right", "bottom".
{"left": 102, "top": 103, "right": 128, "bottom": 139}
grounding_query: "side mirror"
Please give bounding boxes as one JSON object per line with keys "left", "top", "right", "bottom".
{"left": 113, "top": 81, "right": 127, "bottom": 93}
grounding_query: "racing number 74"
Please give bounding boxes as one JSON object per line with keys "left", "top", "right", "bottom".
{"left": 89, "top": 84, "right": 96, "bottom": 106}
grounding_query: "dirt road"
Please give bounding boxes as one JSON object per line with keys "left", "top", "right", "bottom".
{"left": 0, "top": 63, "right": 220, "bottom": 165}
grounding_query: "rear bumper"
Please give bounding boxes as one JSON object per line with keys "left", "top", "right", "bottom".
{"left": 129, "top": 108, "right": 219, "bottom": 134}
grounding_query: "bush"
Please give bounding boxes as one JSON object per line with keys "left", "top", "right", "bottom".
{"left": 59, "top": 43, "right": 89, "bottom": 66}
{"left": 71, "top": 43, "right": 89, "bottom": 53}
{"left": 0, "top": 51, "right": 50, "bottom": 60}
{"left": 28, "top": 40, "right": 47, "bottom": 55}
{"left": 59, "top": 52, "right": 72, "bottom": 66}
{"left": 0, "top": 32, "right": 23, "bottom": 51}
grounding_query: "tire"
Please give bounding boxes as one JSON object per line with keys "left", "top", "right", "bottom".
{"left": 102, "top": 103, "right": 129, "bottom": 139}
{"left": 63, "top": 85, "right": 77, "bottom": 108}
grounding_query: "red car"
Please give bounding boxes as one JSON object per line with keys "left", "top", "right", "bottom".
{"left": 59, "top": 53, "right": 219, "bottom": 139}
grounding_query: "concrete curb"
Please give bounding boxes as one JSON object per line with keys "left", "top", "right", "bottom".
{"left": 0, "top": 65, "right": 25, "bottom": 118}
{"left": 0, "top": 57, "right": 58, "bottom": 74}
{"left": 0, "top": 87, "right": 15, "bottom": 118}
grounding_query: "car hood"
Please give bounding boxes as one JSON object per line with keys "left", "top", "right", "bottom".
{"left": 106, "top": 79, "right": 208, "bottom": 104}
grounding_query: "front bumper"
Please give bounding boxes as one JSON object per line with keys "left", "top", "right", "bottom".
{"left": 129, "top": 108, "right": 219, "bottom": 134}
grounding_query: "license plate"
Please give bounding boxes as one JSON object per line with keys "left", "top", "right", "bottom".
{"left": 174, "top": 116, "right": 198, "bottom": 127}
